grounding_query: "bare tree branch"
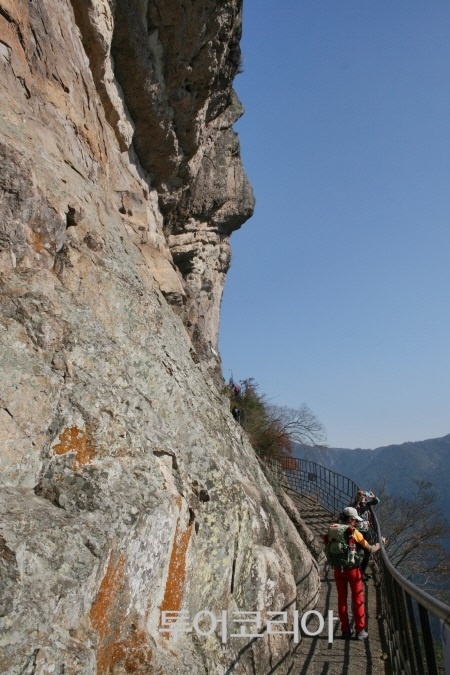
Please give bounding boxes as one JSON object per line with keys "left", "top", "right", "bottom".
{"left": 267, "top": 403, "right": 327, "bottom": 447}
{"left": 376, "top": 480, "right": 450, "bottom": 600}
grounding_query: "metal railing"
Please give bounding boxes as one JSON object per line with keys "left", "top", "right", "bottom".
{"left": 260, "top": 453, "right": 450, "bottom": 675}
{"left": 260, "top": 453, "right": 359, "bottom": 516}
{"left": 374, "top": 518, "right": 450, "bottom": 675}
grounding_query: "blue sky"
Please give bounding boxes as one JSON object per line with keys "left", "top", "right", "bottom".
{"left": 219, "top": 0, "right": 450, "bottom": 450}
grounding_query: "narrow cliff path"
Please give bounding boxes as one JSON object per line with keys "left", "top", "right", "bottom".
{"left": 286, "top": 490, "right": 394, "bottom": 675}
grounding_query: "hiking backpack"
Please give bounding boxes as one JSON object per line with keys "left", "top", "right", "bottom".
{"left": 324, "top": 523, "right": 364, "bottom": 569}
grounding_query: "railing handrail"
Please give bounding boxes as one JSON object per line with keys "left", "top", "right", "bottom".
{"left": 259, "top": 452, "right": 360, "bottom": 516}
{"left": 374, "top": 514, "right": 450, "bottom": 626}
{"left": 262, "top": 451, "right": 450, "bottom": 619}
{"left": 260, "top": 452, "right": 450, "bottom": 674}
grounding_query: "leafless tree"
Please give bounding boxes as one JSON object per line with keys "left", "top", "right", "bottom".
{"left": 267, "top": 403, "right": 327, "bottom": 448}
{"left": 375, "top": 480, "right": 450, "bottom": 601}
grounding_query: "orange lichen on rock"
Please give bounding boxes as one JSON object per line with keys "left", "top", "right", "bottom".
{"left": 52, "top": 425, "right": 95, "bottom": 468}
{"left": 90, "top": 554, "right": 126, "bottom": 641}
{"left": 90, "top": 555, "right": 154, "bottom": 673}
{"left": 91, "top": 553, "right": 126, "bottom": 673}
{"left": 159, "top": 515, "right": 194, "bottom": 639}
{"left": 28, "top": 229, "right": 47, "bottom": 254}
{"left": 100, "top": 627, "right": 154, "bottom": 675}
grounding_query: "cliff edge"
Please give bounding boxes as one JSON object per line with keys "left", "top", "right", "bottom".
{"left": 0, "top": 1, "right": 320, "bottom": 673}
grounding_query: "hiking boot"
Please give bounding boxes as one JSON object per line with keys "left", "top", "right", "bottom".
{"left": 341, "top": 630, "right": 354, "bottom": 639}
{"left": 357, "top": 630, "right": 369, "bottom": 640}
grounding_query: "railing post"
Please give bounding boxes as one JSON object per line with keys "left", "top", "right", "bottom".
{"left": 418, "top": 604, "right": 439, "bottom": 675}
{"left": 442, "top": 620, "right": 450, "bottom": 675}
{"left": 405, "top": 593, "right": 423, "bottom": 674}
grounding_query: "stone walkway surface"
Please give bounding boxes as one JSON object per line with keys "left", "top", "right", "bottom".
{"left": 288, "top": 490, "right": 394, "bottom": 675}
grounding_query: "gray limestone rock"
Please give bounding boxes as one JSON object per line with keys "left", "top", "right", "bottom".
{"left": 0, "top": 1, "right": 318, "bottom": 673}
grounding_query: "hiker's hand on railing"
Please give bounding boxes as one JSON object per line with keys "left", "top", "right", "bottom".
{"left": 367, "top": 542, "right": 381, "bottom": 553}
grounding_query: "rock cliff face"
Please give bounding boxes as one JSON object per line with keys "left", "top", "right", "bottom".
{"left": 0, "top": 1, "right": 320, "bottom": 673}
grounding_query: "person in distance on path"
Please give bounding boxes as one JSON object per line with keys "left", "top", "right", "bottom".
{"left": 350, "top": 490, "right": 380, "bottom": 581}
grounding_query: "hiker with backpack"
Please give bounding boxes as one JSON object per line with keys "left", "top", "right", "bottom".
{"left": 324, "top": 506, "right": 383, "bottom": 640}
{"left": 350, "top": 490, "right": 380, "bottom": 581}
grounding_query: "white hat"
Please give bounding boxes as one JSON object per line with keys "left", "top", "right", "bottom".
{"left": 343, "top": 507, "right": 363, "bottom": 521}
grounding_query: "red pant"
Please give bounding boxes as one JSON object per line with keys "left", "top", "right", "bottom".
{"left": 334, "top": 566, "right": 365, "bottom": 633}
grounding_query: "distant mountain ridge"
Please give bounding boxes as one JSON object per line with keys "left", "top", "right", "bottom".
{"left": 293, "top": 434, "right": 450, "bottom": 506}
